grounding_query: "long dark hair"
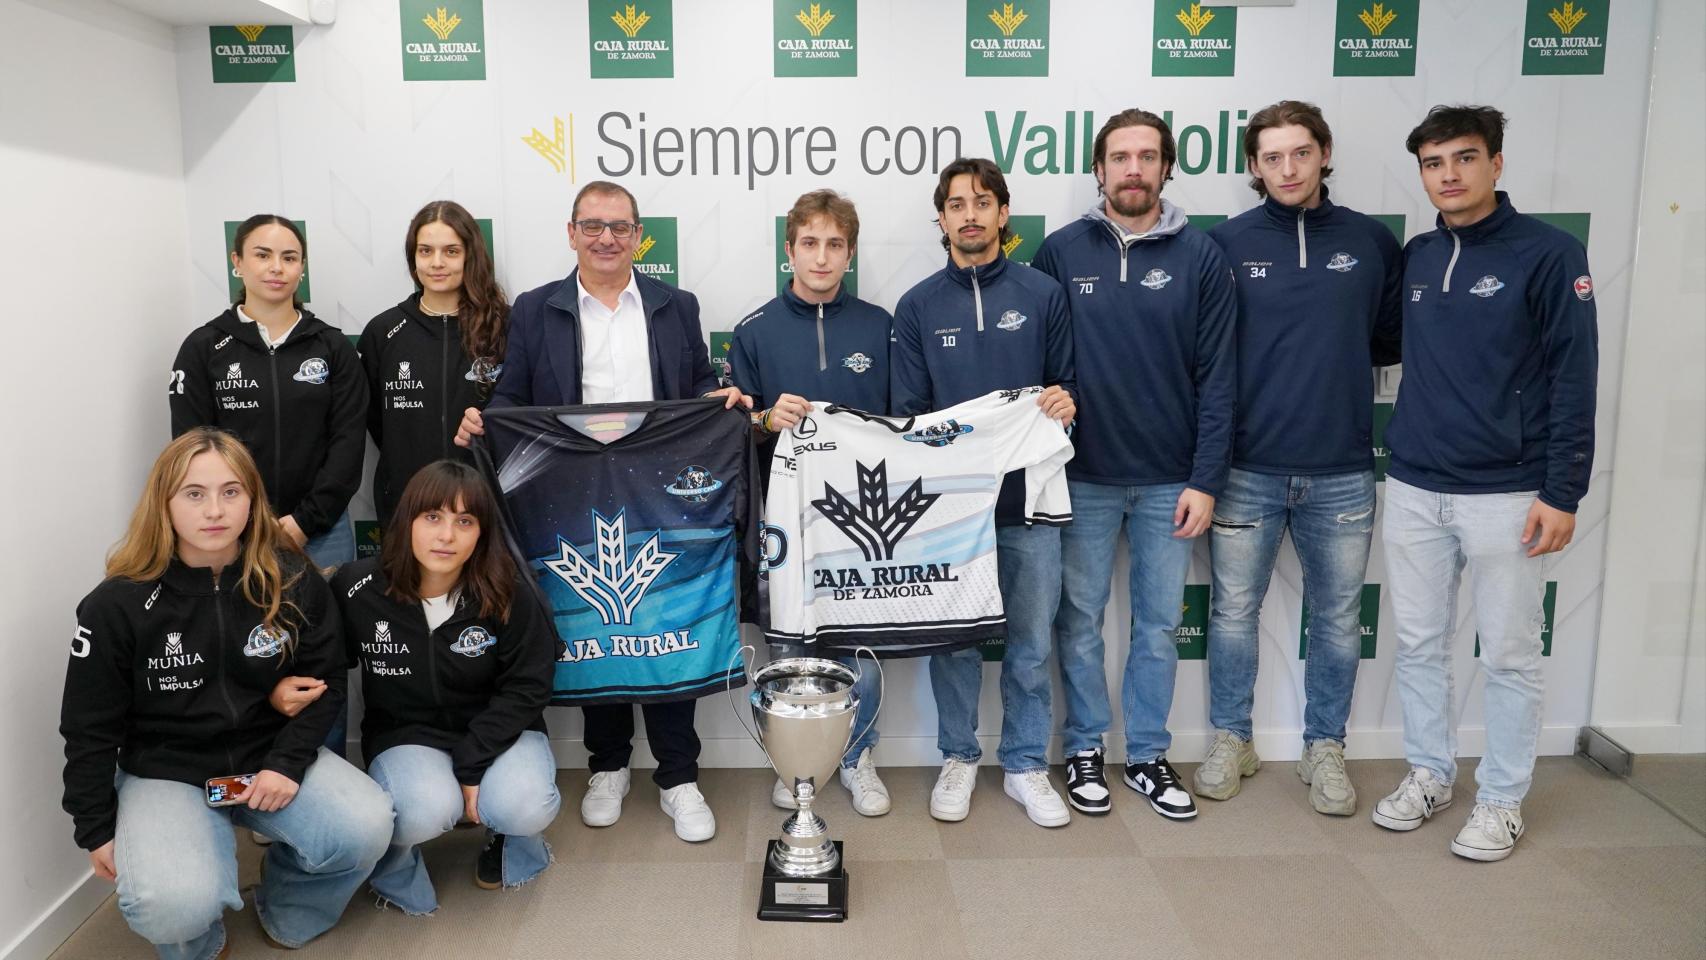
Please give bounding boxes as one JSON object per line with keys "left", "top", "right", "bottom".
{"left": 231, "top": 214, "right": 308, "bottom": 309}
{"left": 405, "top": 201, "right": 509, "bottom": 366}
{"left": 381, "top": 460, "right": 516, "bottom": 621}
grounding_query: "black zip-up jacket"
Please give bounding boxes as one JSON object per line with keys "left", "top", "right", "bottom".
{"left": 170, "top": 308, "right": 368, "bottom": 539}
{"left": 357, "top": 297, "right": 499, "bottom": 525}
{"left": 332, "top": 559, "right": 553, "bottom": 785}
{"left": 60, "top": 552, "right": 343, "bottom": 851}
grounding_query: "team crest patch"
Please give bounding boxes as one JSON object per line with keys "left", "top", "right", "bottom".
{"left": 1140, "top": 268, "right": 1173, "bottom": 290}
{"left": 759, "top": 523, "right": 788, "bottom": 576}
{"left": 1469, "top": 276, "right": 1506, "bottom": 298}
{"left": 226, "top": 362, "right": 243, "bottom": 380}
{"left": 1326, "top": 253, "right": 1359, "bottom": 273}
{"left": 842, "top": 353, "right": 873, "bottom": 374}
{"left": 466, "top": 358, "right": 503, "bottom": 383}
{"left": 292, "top": 358, "right": 330, "bottom": 384}
{"left": 996, "top": 310, "right": 1027, "bottom": 331}
{"left": 1574, "top": 275, "right": 1594, "bottom": 301}
{"left": 243, "top": 623, "right": 288, "bottom": 658}
{"left": 449, "top": 626, "right": 496, "bottom": 657}
{"left": 903, "top": 419, "right": 974, "bottom": 447}
{"left": 664, "top": 465, "right": 723, "bottom": 503}
{"left": 398, "top": 361, "right": 412, "bottom": 380}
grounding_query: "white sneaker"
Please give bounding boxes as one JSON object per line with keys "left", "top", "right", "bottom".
{"left": 838, "top": 748, "right": 892, "bottom": 817}
{"left": 581, "top": 768, "right": 630, "bottom": 827}
{"left": 1297, "top": 740, "right": 1357, "bottom": 816}
{"left": 1450, "top": 803, "right": 1525, "bottom": 862}
{"left": 930, "top": 757, "right": 977, "bottom": 822}
{"left": 1003, "top": 770, "right": 1070, "bottom": 828}
{"left": 771, "top": 777, "right": 799, "bottom": 810}
{"left": 659, "top": 782, "right": 716, "bottom": 842}
{"left": 1372, "top": 766, "right": 1452, "bottom": 832}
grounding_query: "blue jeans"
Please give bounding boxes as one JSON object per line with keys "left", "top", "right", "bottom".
{"left": 303, "top": 509, "right": 355, "bottom": 568}
{"left": 930, "top": 524, "right": 1062, "bottom": 771}
{"left": 365, "top": 731, "right": 560, "bottom": 914}
{"left": 1207, "top": 468, "right": 1375, "bottom": 745}
{"left": 768, "top": 645, "right": 881, "bottom": 766}
{"left": 111, "top": 749, "right": 392, "bottom": 960}
{"left": 1383, "top": 477, "right": 1547, "bottom": 808}
{"left": 1055, "top": 480, "right": 1194, "bottom": 764}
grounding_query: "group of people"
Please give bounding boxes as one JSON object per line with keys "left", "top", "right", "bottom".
{"left": 60, "top": 98, "right": 1596, "bottom": 959}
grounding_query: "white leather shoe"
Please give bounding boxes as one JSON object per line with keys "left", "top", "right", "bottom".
{"left": 659, "top": 782, "right": 716, "bottom": 842}
{"left": 581, "top": 768, "right": 630, "bottom": 827}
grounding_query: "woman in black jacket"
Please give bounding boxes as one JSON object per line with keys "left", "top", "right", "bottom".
{"left": 358, "top": 201, "right": 508, "bottom": 527}
{"left": 328, "top": 460, "right": 558, "bottom": 913}
{"left": 59, "top": 428, "right": 392, "bottom": 959}
{"left": 170, "top": 214, "right": 368, "bottom": 569}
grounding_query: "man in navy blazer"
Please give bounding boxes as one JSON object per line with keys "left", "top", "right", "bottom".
{"left": 457, "top": 180, "right": 748, "bottom": 844}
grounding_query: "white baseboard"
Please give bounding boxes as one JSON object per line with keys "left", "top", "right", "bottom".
{"left": 1, "top": 870, "right": 109, "bottom": 960}
{"left": 546, "top": 724, "right": 1585, "bottom": 770}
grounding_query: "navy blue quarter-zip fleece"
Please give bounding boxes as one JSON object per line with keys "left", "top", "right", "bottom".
{"left": 1387, "top": 192, "right": 1598, "bottom": 512}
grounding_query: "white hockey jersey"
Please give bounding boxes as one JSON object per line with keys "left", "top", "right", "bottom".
{"left": 760, "top": 387, "right": 1073, "bottom": 656}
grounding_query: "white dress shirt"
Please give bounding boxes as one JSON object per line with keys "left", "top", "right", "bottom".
{"left": 577, "top": 272, "right": 655, "bottom": 403}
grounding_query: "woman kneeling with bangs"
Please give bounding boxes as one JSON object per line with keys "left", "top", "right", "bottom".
{"left": 60, "top": 429, "right": 392, "bottom": 960}
{"left": 320, "top": 460, "right": 558, "bottom": 912}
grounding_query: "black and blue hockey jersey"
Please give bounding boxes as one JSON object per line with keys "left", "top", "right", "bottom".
{"left": 477, "top": 400, "right": 759, "bottom": 705}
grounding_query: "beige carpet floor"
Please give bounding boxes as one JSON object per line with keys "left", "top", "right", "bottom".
{"left": 50, "top": 756, "right": 1706, "bottom": 960}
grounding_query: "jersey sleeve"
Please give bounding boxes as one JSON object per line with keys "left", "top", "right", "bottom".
{"left": 983, "top": 389, "right": 1075, "bottom": 524}
{"left": 760, "top": 427, "right": 811, "bottom": 644}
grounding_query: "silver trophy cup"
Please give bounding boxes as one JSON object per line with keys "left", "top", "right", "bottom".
{"left": 730, "top": 646, "right": 882, "bottom": 920}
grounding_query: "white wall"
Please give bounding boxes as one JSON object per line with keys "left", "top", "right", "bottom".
{"left": 1589, "top": 0, "right": 1706, "bottom": 755}
{"left": 0, "top": 1, "right": 192, "bottom": 957}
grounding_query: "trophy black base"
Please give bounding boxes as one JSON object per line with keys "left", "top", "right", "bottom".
{"left": 757, "top": 841, "right": 848, "bottom": 922}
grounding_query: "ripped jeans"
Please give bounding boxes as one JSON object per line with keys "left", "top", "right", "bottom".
{"left": 1207, "top": 468, "right": 1376, "bottom": 746}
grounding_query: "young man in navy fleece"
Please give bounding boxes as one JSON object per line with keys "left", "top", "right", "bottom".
{"left": 1198, "top": 101, "right": 1403, "bottom": 816}
{"left": 1372, "top": 105, "right": 1597, "bottom": 862}
{"left": 1031, "top": 110, "right": 1236, "bottom": 821}
{"left": 889, "top": 157, "right": 1078, "bottom": 828}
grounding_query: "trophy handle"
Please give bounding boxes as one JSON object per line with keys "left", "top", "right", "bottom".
{"left": 726, "top": 644, "right": 777, "bottom": 771}
{"left": 848, "top": 645, "right": 885, "bottom": 757}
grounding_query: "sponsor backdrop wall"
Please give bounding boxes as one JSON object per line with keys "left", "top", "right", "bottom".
{"left": 174, "top": 0, "right": 1651, "bottom": 765}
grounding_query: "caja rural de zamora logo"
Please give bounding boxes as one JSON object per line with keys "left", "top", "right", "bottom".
{"left": 1154, "top": 2, "right": 1236, "bottom": 77}
{"left": 592, "top": 1, "right": 674, "bottom": 78}
{"left": 1523, "top": 0, "right": 1607, "bottom": 75}
{"left": 775, "top": 1, "right": 857, "bottom": 77}
{"left": 1334, "top": 0, "right": 1417, "bottom": 76}
{"left": 209, "top": 24, "right": 294, "bottom": 83}
{"left": 966, "top": 1, "right": 1049, "bottom": 77}
{"left": 401, "top": 1, "right": 486, "bottom": 81}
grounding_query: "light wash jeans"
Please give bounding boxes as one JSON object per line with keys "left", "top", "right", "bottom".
{"left": 1207, "top": 468, "right": 1376, "bottom": 746}
{"left": 364, "top": 731, "right": 561, "bottom": 914}
{"left": 111, "top": 749, "right": 392, "bottom": 960}
{"left": 930, "top": 523, "right": 1062, "bottom": 772}
{"left": 768, "top": 644, "right": 881, "bottom": 766}
{"left": 1054, "top": 480, "right": 1194, "bottom": 764}
{"left": 1383, "top": 477, "right": 1548, "bottom": 808}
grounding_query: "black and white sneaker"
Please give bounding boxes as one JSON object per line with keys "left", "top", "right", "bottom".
{"left": 1123, "top": 756, "right": 1197, "bottom": 820}
{"left": 1064, "top": 748, "right": 1112, "bottom": 815}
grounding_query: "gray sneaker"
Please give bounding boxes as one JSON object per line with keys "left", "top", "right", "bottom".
{"left": 1297, "top": 740, "right": 1356, "bottom": 816}
{"left": 1192, "top": 731, "right": 1259, "bottom": 800}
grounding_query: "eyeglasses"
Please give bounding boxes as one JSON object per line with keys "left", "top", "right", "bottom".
{"left": 574, "top": 219, "right": 638, "bottom": 238}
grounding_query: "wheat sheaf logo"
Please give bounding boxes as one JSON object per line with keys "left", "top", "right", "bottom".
{"left": 796, "top": 4, "right": 836, "bottom": 37}
{"left": 423, "top": 7, "right": 461, "bottom": 40}
{"left": 813, "top": 459, "right": 940, "bottom": 563}
{"left": 542, "top": 510, "right": 679, "bottom": 627}
{"left": 1175, "top": 3, "right": 1215, "bottom": 37}
{"left": 522, "top": 116, "right": 567, "bottom": 173}
{"left": 234, "top": 24, "right": 267, "bottom": 42}
{"left": 1358, "top": 3, "right": 1397, "bottom": 36}
{"left": 612, "top": 5, "right": 652, "bottom": 38}
{"left": 988, "top": 4, "right": 1028, "bottom": 37}
{"left": 1548, "top": 2, "right": 1588, "bottom": 33}
{"left": 1001, "top": 233, "right": 1024, "bottom": 257}
{"left": 632, "top": 235, "right": 657, "bottom": 261}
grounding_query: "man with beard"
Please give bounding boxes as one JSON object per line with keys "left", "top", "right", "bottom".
{"left": 890, "top": 158, "right": 1078, "bottom": 827}
{"left": 1031, "top": 109, "right": 1236, "bottom": 821}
